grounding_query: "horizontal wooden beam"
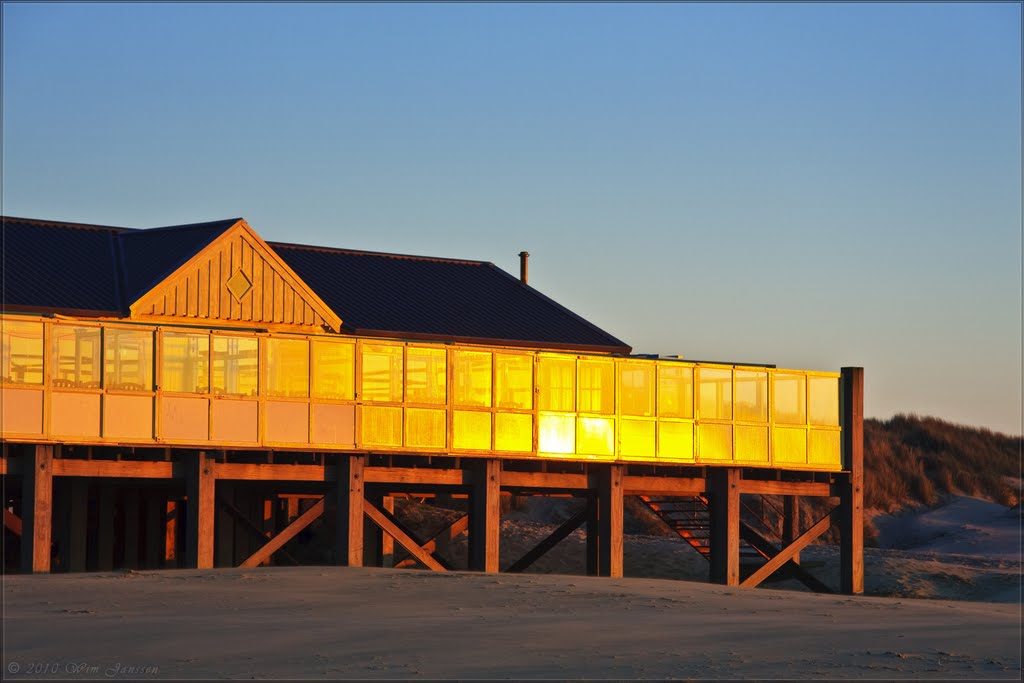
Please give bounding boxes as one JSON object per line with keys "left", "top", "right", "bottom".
{"left": 499, "top": 470, "right": 588, "bottom": 490}
{"left": 363, "top": 467, "right": 467, "bottom": 486}
{"left": 741, "top": 509, "right": 835, "bottom": 588}
{"left": 239, "top": 498, "right": 324, "bottom": 568}
{"left": 623, "top": 475, "right": 706, "bottom": 496}
{"left": 51, "top": 459, "right": 176, "bottom": 479}
{"left": 740, "top": 479, "right": 832, "bottom": 497}
{"left": 214, "top": 462, "right": 329, "bottom": 482}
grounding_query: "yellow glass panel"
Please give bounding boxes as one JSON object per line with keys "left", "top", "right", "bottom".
{"left": 773, "top": 373, "right": 806, "bottom": 425}
{"left": 698, "top": 368, "right": 732, "bottom": 420}
{"left": 734, "top": 370, "right": 767, "bottom": 422}
{"left": 495, "top": 353, "right": 533, "bottom": 409}
{"left": 538, "top": 413, "right": 575, "bottom": 454}
{"left": 104, "top": 328, "right": 153, "bottom": 391}
{"left": 212, "top": 336, "right": 258, "bottom": 397}
{"left": 578, "top": 359, "right": 614, "bottom": 414}
{"left": 808, "top": 428, "right": 841, "bottom": 468}
{"left": 360, "top": 343, "right": 403, "bottom": 402}
{"left": 809, "top": 376, "right": 839, "bottom": 426}
{"left": 735, "top": 425, "right": 769, "bottom": 462}
{"left": 453, "top": 410, "right": 491, "bottom": 450}
{"left": 312, "top": 341, "right": 355, "bottom": 400}
{"left": 266, "top": 338, "right": 309, "bottom": 398}
{"left": 619, "top": 418, "right": 655, "bottom": 458}
{"left": 699, "top": 423, "right": 732, "bottom": 461}
{"left": 453, "top": 350, "right": 491, "bottom": 407}
{"left": 773, "top": 426, "right": 807, "bottom": 465}
{"left": 619, "top": 362, "right": 655, "bottom": 417}
{"left": 405, "top": 408, "right": 446, "bottom": 449}
{"left": 538, "top": 356, "right": 575, "bottom": 412}
{"left": 406, "top": 347, "right": 446, "bottom": 405}
{"left": 52, "top": 325, "right": 101, "bottom": 388}
{"left": 658, "top": 421, "right": 694, "bottom": 461}
{"left": 658, "top": 365, "right": 693, "bottom": 418}
{"left": 495, "top": 412, "right": 532, "bottom": 452}
{"left": 360, "top": 405, "right": 402, "bottom": 446}
{"left": 1, "top": 319, "right": 43, "bottom": 385}
{"left": 161, "top": 332, "right": 209, "bottom": 393}
{"left": 577, "top": 416, "right": 615, "bottom": 456}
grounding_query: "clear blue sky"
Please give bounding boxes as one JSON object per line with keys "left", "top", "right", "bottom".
{"left": 3, "top": 3, "right": 1020, "bottom": 434}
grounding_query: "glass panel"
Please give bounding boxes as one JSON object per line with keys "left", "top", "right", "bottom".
{"left": 773, "top": 426, "right": 807, "bottom": 465}
{"left": 538, "top": 356, "right": 574, "bottom": 412}
{"left": 658, "top": 421, "right": 694, "bottom": 461}
{"left": 699, "top": 423, "right": 732, "bottom": 461}
{"left": 619, "top": 362, "right": 655, "bottom": 417}
{"left": 809, "top": 376, "right": 840, "bottom": 426}
{"left": 577, "top": 416, "right": 615, "bottom": 456}
{"left": 495, "top": 413, "right": 532, "bottom": 452}
{"left": 809, "top": 428, "right": 841, "bottom": 467}
{"left": 453, "top": 350, "right": 491, "bottom": 407}
{"left": 312, "top": 341, "right": 355, "bottom": 400}
{"left": 538, "top": 413, "right": 575, "bottom": 454}
{"left": 619, "top": 418, "right": 656, "bottom": 458}
{"left": 360, "top": 343, "right": 403, "bottom": 402}
{"left": 266, "top": 338, "right": 309, "bottom": 398}
{"left": 161, "top": 332, "right": 209, "bottom": 393}
{"left": 698, "top": 368, "right": 732, "bottom": 420}
{"left": 734, "top": 370, "right": 767, "bottom": 422}
{"left": 104, "top": 328, "right": 153, "bottom": 391}
{"left": 453, "top": 410, "right": 491, "bottom": 450}
{"left": 773, "top": 373, "right": 806, "bottom": 425}
{"left": 406, "top": 347, "right": 446, "bottom": 405}
{"left": 495, "top": 353, "right": 533, "bottom": 409}
{"left": 658, "top": 365, "right": 693, "bottom": 418}
{"left": 578, "top": 359, "right": 614, "bottom": 414}
{"left": 212, "top": 336, "right": 258, "bottom": 397}
{"left": 1, "top": 320, "right": 43, "bottom": 385}
{"left": 735, "top": 425, "right": 769, "bottom": 462}
{"left": 52, "top": 325, "right": 101, "bottom": 388}
{"left": 406, "top": 408, "right": 446, "bottom": 448}
{"left": 361, "top": 405, "right": 402, "bottom": 446}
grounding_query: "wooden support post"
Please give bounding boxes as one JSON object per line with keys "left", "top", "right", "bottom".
{"left": 783, "top": 495, "right": 801, "bottom": 566}
{"left": 840, "top": 366, "right": 865, "bottom": 595}
{"left": 21, "top": 445, "right": 53, "bottom": 573}
{"left": 145, "top": 494, "right": 162, "bottom": 569}
{"left": 68, "top": 480, "right": 89, "bottom": 572}
{"left": 381, "top": 496, "right": 395, "bottom": 568}
{"left": 165, "top": 500, "right": 178, "bottom": 567}
{"left": 215, "top": 482, "right": 235, "bottom": 567}
{"left": 123, "top": 489, "right": 140, "bottom": 570}
{"left": 96, "top": 485, "right": 114, "bottom": 571}
{"left": 335, "top": 455, "right": 365, "bottom": 567}
{"left": 597, "top": 465, "right": 624, "bottom": 578}
{"left": 186, "top": 451, "right": 216, "bottom": 569}
{"left": 468, "top": 459, "right": 500, "bottom": 573}
{"left": 709, "top": 467, "right": 741, "bottom": 586}
{"left": 363, "top": 493, "right": 385, "bottom": 567}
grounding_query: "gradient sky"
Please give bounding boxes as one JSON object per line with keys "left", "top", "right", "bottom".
{"left": 3, "top": 3, "right": 1020, "bottom": 434}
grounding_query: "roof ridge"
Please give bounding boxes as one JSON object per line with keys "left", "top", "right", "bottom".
{"left": 126, "top": 218, "right": 242, "bottom": 236}
{"left": 1, "top": 215, "right": 135, "bottom": 232}
{"left": 269, "top": 240, "right": 488, "bottom": 266}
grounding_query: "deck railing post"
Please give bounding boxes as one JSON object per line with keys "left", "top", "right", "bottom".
{"left": 840, "top": 366, "right": 865, "bottom": 594}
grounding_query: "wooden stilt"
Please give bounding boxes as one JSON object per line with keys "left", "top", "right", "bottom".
{"left": 186, "top": 451, "right": 216, "bottom": 569}
{"left": 597, "top": 465, "right": 624, "bottom": 578}
{"left": 381, "top": 496, "right": 395, "bottom": 568}
{"left": 840, "top": 366, "right": 865, "bottom": 595}
{"left": 21, "top": 444, "right": 53, "bottom": 573}
{"left": 68, "top": 480, "right": 89, "bottom": 572}
{"left": 164, "top": 500, "right": 178, "bottom": 567}
{"left": 468, "top": 459, "right": 500, "bottom": 573}
{"left": 783, "top": 495, "right": 801, "bottom": 565}
{"left": 96, "top": 485, "right": 114, "bottom": 571}
{"left": 335, "top": 454, "right": 364, "bottom": 567}
{"left": 585, "top": 492, "right": 599, "bottom": 576}
{"left": 145, "top": 494, "right": 162, "bottom": 569}
{"left": 123, "top": 489, "right": 140, "bottom": 570}
{"left": 709, "top": 467, "right": 740, "bottom": 586}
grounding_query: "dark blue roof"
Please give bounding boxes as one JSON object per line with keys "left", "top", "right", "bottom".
{"left": 1, "top": 216, "right": 631, "bottom": 353}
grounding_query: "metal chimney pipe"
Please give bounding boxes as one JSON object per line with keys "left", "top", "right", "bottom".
{"left": 518, "top": 251, "right": 529, "bottom": 284}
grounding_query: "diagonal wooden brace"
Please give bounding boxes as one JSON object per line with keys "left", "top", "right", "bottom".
{"left": 363, "top": 500, "right": 446, "bottom": 572}
{"left": 507, "top": 508, "right": 587, "bottom": 573}
{"left": 741, "top": 508, "right": 836, "bottom": 588}
{"left": 239, "top": 498, "right": 324, "bottom": 568}
{"left": 219, "top": 494, "right": 298, "bottom": 565}
{"left": 394, "top": 514, "right": 469, "bottom": 569}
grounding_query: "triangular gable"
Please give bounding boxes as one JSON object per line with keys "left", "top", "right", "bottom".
{"left": 129, "top": 219, "right": 343, "bottom": 331}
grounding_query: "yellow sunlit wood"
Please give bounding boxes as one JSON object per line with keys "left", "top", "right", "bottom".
{"left": 2, "top": 319, "right": 44, "bottom": 385}
{"left": 658, "top": 364, "right": 693, "bottom": 419}
{"left": 699, "top": 423, "right": 733, "bottom": 461}
{"left": 406, "top": 346, "right": 446, "bottom": 405}
{"left": 735, "top": 425, "right": 769, "bottom": 463}
{"left": 52, "top": 325, "right": 101, "bottom": 388}
{"left": 495, "top": 353, "right": 533, "bottom": 409}
{"left": 360, "top": 343, "right": 402, "bottom": 402}
{"left": 809, "top": 428, "right": 841, "bottom": 468}
{"left": 619, "top": 418, "right": 655, "bottom": 459}
{"left": 577, "top": 415, "right": 615, "bottom": 457}
{"left": 453, "top": 410, "right": 491, "bottom": 450}
{"left": 658, "top": 421, "right": 694, "bottom": 461}
{"left": 360, "top": 405, "right": 402, "bottom": 446}
{"left": 773, "top": 426, "right": 808, "bottom": 465}
{"left": 405, "top": 407, "right": 446, "bottom": 449}
{"left": 538, "top": 413, "right": 575, "bottom": 454}
{"left": 265, "top": 338, "right": 308, "bottom": 398}
{"left": 312, "top": 340, "right": 354, "bottom": 400}
{"left": 453, "top": 350, "right": 491, "bottom": 407}
{"left": 495, "top": 412, "right": 532, "bottom": 452}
